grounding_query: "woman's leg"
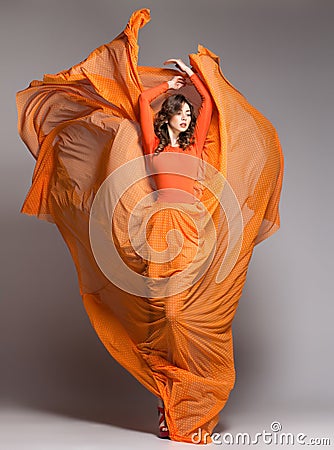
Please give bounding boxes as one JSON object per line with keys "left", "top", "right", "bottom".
{"left": 157, "top": 396, "right": 169, "bottom": 438}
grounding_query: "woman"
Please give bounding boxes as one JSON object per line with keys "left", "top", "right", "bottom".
{"left": 16, "top": 8, "right": 283, "bottom": 445}
{"left": 139, "top": 58, "right": 212, "bottom": 204}
{"left": 139, "top": 58, "right": 213, "bottom": 438}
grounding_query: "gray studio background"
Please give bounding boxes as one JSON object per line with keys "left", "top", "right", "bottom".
{"left": 1, "top": 0, "right": 333, "bottom": 448}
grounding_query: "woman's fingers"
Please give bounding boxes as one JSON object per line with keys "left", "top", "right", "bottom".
{"left": 163, "top": 59, "right": 185, "bottom": 71}
{"left": 163, "top": 59, "right": 179, "bottom": 65}
{"left": 171, "top": 75, "right": 185, "bottom": 84}
{"left": 168, "top": 74, "right": 186, "bottom": 90}
{"left": 175, "top": 78, "right": 186, "bottom": 87}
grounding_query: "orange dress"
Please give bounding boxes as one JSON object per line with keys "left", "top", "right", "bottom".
{"left": 138, "top": 73, "right": 214, "bottom": 301}
{"left": 16, "top": 8, "right": 284, "bottom": 444}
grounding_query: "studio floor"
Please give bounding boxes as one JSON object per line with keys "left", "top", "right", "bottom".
{"left": 1, "top": 402, "right": 333, "bottom": 449}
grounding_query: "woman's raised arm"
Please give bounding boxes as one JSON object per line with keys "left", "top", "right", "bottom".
{"left": 139, "top": 81, "right": 170, "bottom": 155}
{"left": 188, "top": 73, "right": 213, "bottom": 156}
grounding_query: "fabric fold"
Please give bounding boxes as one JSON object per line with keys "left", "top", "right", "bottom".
{"left": 16, "top": 7, "right": 283, "bottom": 444}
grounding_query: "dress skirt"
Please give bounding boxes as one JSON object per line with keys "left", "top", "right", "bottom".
{"left": 135, "top": 199, "right": 236, "bottom": 442}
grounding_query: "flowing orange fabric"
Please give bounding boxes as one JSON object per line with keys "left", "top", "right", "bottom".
{"left": 16, "top": 8, "right": 284, "bottom": 444}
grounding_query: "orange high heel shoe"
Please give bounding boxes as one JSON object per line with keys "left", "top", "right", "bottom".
{"left": 157, "top": 405, "right": 169, "bottom": 439}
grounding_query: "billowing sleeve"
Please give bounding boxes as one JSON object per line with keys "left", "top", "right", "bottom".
{"left": 139, "top": 81, "right": 170, "bottom": 154}
{"left": 189, "top": 73, "right": 213, "bottom": 156}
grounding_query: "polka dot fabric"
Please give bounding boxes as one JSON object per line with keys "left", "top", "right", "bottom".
{"left": 16, "top": 8, "right": 284, "bottom": 444}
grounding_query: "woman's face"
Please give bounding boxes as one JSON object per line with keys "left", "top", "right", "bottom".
{"left": 168, "top": 102, "right": 192, "bottom": 134}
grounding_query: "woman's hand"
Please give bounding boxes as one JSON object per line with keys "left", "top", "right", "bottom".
{"left": 167, "top": 75, "right": 186, "bottom": 90}
{"left": 163, "top": 58, "right": 194, "bottom": 77}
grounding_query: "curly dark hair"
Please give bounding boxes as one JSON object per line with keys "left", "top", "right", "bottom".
{"left": 153, "top": 94, "right": 197, "bottom": 155}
